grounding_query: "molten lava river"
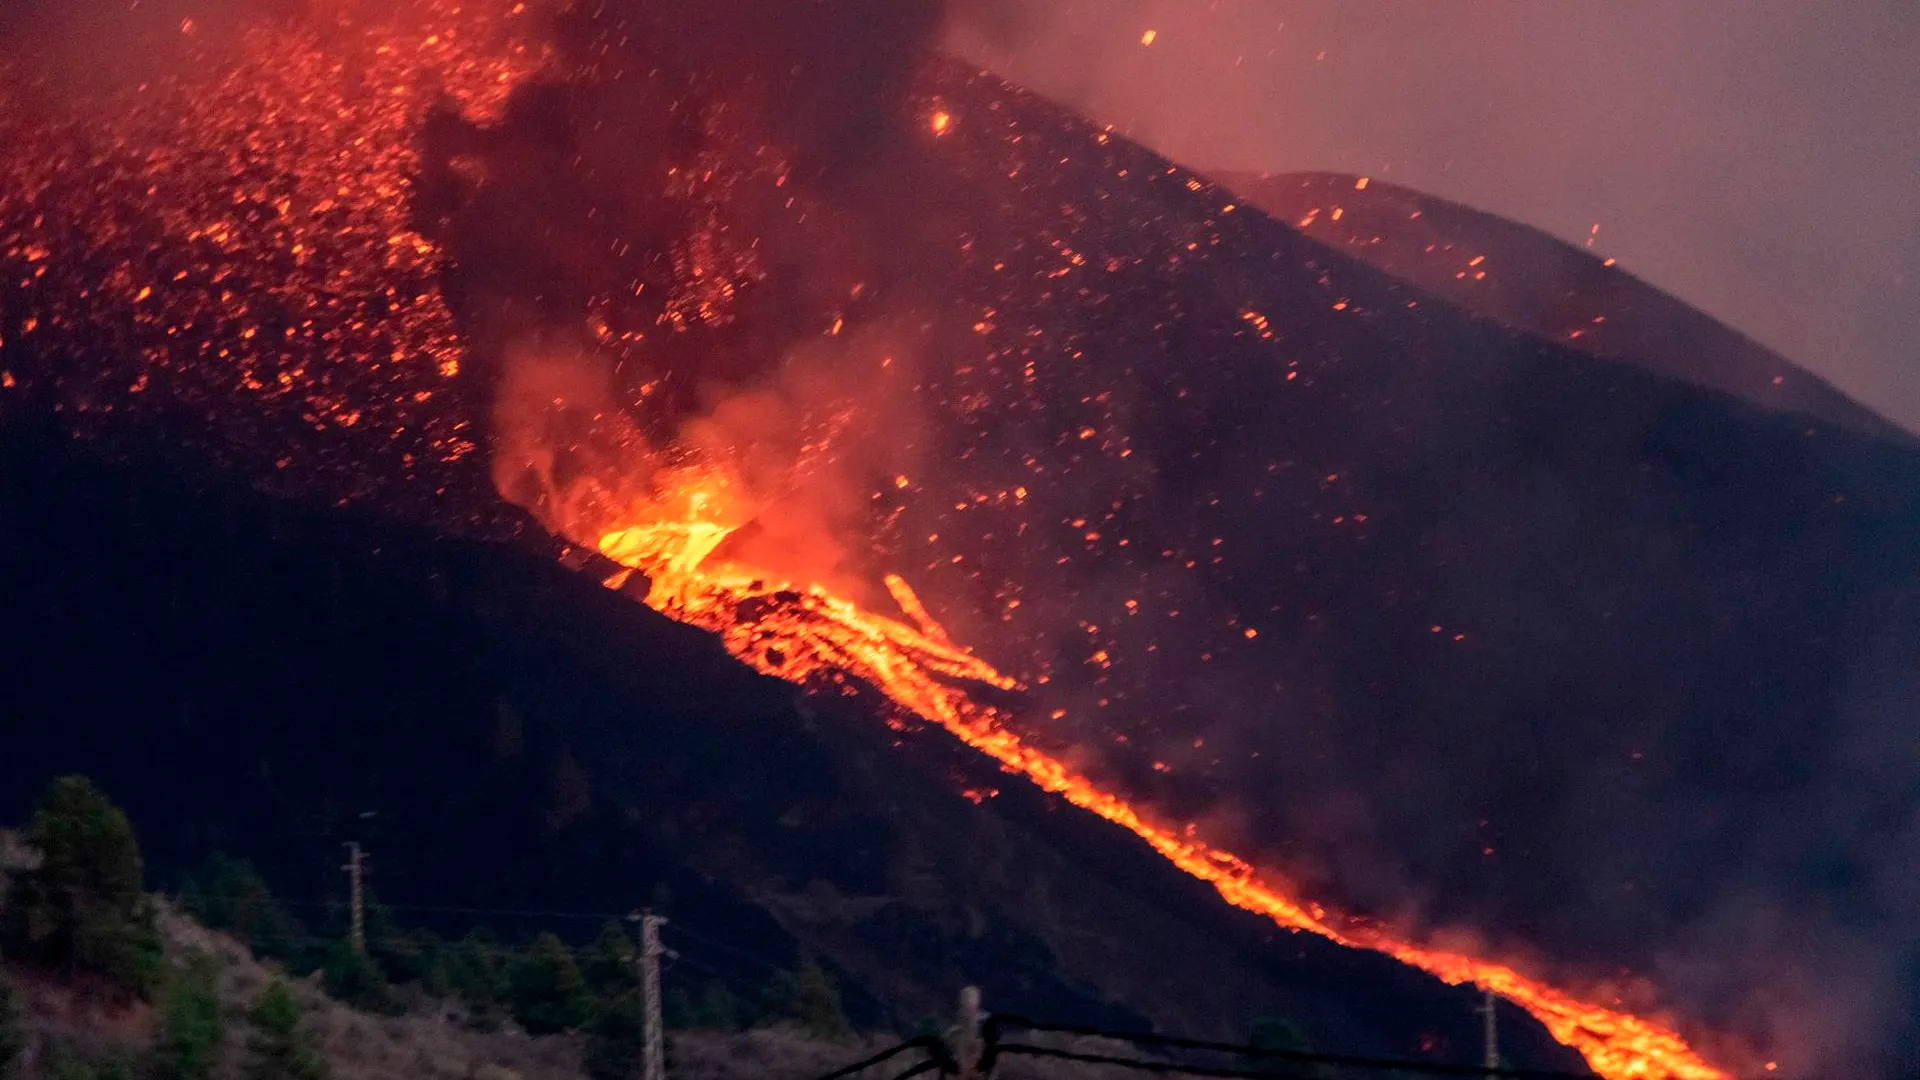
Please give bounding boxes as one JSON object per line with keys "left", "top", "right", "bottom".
{"left": 0, "top": 3, "right": 1760, "bottom": 1078}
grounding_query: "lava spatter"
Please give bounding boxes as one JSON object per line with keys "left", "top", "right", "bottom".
{"left": 0, "top": 0, "right": 544, "bottom": 519}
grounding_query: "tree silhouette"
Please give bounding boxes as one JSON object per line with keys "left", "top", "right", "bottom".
{"left": 507, "top": 933, "right": 589, "bottom": 1035}
{"left": 0, "top": 777, "right": 161, "bottom": 999}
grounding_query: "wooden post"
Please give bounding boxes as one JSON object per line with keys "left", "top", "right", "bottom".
{"left": 956, "top": 986, "right": 982, "bottom": 1080}
{"left": 640, "top": 912, "right": 667, "bottom": 1080}
{"left": 342, "top": 843, "right": 365, "bottom": 955}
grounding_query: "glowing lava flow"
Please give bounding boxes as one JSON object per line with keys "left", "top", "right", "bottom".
{"left": 589, "top": 477, "right": 1730, "bottom": 1080}
{"left": 593, "top": 466, "right": 1020, "bottom": 714}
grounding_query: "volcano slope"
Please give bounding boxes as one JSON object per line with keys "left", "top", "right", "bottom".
{"left": 434, "top": 46, "right": 1920, "bottom": 1072}
{"left": 0, "top": 418, "right": 1564, "bottom": 1067}
{"left": 4, "top": 1, "right": 1920, "bottom": 1073}
{"left": 1215, "top": 171, "right": 1911, "bottom": 444}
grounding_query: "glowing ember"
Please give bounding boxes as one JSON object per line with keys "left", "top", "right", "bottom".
{"left": 0, "top": 0, "right": 544, "bottom": 511}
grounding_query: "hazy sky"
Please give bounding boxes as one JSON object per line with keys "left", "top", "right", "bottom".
{"left": 950, "top": 1, "right": 1920, "bottom": 433}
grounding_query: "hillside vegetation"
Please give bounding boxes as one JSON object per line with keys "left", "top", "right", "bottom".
{"left": 0, "top": 777, "right": 1218, "bottom": 1080}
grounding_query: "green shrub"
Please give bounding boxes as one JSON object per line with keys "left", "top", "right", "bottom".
{"left": 506, "top": 933, "right": 588, "bottom": 1035}
{"left": 245, "top": 981, "right": 326, "bottom": 1080}
{"left": 320, "top": 940, "right": 392, "bottom": 1015}
{"left": 436, "top": 931, "right": 509, "bottom": 1029}
{"left": 582, "top": 991, "right": 645, "bottom": 1080}
{"left": 153, "top": 950, "right": 224, "bottom": 1080}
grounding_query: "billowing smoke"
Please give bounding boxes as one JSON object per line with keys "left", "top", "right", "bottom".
{"left": 430, "top": 0, "right": 974, "bottom": 610}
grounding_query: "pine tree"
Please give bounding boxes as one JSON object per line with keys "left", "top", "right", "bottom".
{"left": 244, "top": 981, "right": 326, "bottom": 1080}
{"left": 506, "top": 933, "right": 589, "bottom": 1035}
{"left": 0, "top": 777, "right": 160, "bottom": 999}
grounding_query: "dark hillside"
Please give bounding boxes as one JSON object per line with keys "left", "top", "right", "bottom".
{"left": 0, "top": 423, "right": 1573, "bottom": 1070}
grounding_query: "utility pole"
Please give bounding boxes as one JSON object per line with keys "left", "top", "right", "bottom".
{"left": 956, "top": 986, "right": 983, "bottom": 1080}
{"left": 1479, "top": 988, "right": 1500, "bottom": 1076}
{"left": 342, "top": 842, "right": 366, "bottom": 956}
{"left": 638, "top": 911, "right": 667, "bottom": 1080}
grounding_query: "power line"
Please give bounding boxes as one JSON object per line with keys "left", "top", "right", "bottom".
{"left": 661, "top": 920, "right": 791, "bottom": 973}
